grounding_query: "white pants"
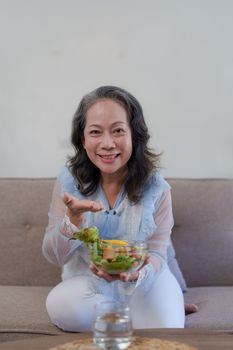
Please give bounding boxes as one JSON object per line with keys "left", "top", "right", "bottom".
{"left": 46, "top": 267, "right": 185, "bottom": 332}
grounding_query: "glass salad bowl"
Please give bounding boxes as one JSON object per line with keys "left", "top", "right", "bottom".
{"left": 69, "top": 227, "right": 147, "bottom": 275}
{"left": 87, "top": 239, "right": 147, "bottom": 275}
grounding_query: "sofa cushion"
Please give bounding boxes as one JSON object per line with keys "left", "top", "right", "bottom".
{"left": 168, "top": 179, "right": 233, "bottom": 287}
{"left": 0, "top": 179, "right": 61, "bottom": 286}
{"left": 184, "top": 286, "right": 233, "bottom": 330}
{"left": 0, "top": 286, "right": 63, "bottom": 338}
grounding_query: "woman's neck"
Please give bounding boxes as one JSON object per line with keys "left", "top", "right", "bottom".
{"left": 101, "top": 168, "right": 127, "bottom": 187}
{"left": 100, "top": 171, "right": 127, "bottom": 208}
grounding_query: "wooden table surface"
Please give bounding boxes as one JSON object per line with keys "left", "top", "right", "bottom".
{"left": 0, "top": 329, "right": 233, "bottom": 350}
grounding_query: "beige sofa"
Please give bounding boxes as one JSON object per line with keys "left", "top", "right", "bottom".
{"left": 0, "top": 177, "right": 233, "bottom": 343}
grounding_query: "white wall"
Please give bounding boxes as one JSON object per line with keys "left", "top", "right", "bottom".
{"left": 1, "top": 0, "right": 233, "bottom": 178}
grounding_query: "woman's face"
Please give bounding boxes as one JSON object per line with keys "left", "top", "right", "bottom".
{"left": 82, "top": 98, "right": 132, "bottom": 179}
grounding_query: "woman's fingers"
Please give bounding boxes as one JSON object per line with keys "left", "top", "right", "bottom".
{"left": 63, "top": 192, "right": 105, "bottom": 213}
{"left": 89, "top": 263, "right": 140, "bottom": 283}
{"left": 119, "top": 256, "right": 149, "bottom": 282}
{"left": 120, "top": 271, "right": 139, "bottom": 282}
{"left": 89, "top": 264, "right": 118, "bottom": 282}
{"left": 88, "top": 201, "right": 105, "bottom": 212}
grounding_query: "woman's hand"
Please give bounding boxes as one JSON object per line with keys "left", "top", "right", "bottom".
{"left": 89, "top": 263, "right": 139, "bottom": 282}
{"left": 63, "top": 192, "right": 105, "bottom": 227}
{"left": 89, "top": 256, "right": 150, "bottom": 283}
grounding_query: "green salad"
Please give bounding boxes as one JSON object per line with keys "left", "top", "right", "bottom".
{"left": 70, "top": 226, "right": 99, "bottom": 243}
{"left": 70, "top": 227, "right": 146, "bottom": 274}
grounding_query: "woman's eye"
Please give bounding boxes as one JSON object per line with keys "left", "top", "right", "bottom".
{"left": 89, "top": 130, "right": 100, "bottom": 135}
{"left": 113, "top": 128, "right": 125, "bottom": 134}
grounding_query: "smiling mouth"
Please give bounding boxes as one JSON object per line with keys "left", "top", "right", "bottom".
{"left": 98, "top": 154, "right": 120, "bottom": 159}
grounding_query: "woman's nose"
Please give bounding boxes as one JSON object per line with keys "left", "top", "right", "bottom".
{"left": 100, "top": 133, "right": 116, "bottom": 148}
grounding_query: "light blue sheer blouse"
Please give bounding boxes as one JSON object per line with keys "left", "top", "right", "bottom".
{"left": 42, "top": 166, "right": 173, "bottom": 292}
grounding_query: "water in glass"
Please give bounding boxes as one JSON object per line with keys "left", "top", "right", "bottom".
{"left": 93, "top": 302, "right": 132, "bottom": 350}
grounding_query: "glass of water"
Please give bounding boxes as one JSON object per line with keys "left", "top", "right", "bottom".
{"left": 93, "top": 300, "right": 132, "bottom": 350}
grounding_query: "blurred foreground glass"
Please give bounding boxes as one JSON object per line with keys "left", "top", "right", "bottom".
{"left": 93, "top": 300, "right": 132, "bottom": 350}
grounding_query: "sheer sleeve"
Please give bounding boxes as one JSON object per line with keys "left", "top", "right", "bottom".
{"left": 135, "top": 188, "right": 174, "bottom": 291}
{"left": 42, "top": 178, "right": 82, "bottom": 267}
{"left": 148, "top": 188, "right": 174, "bottom": 271}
